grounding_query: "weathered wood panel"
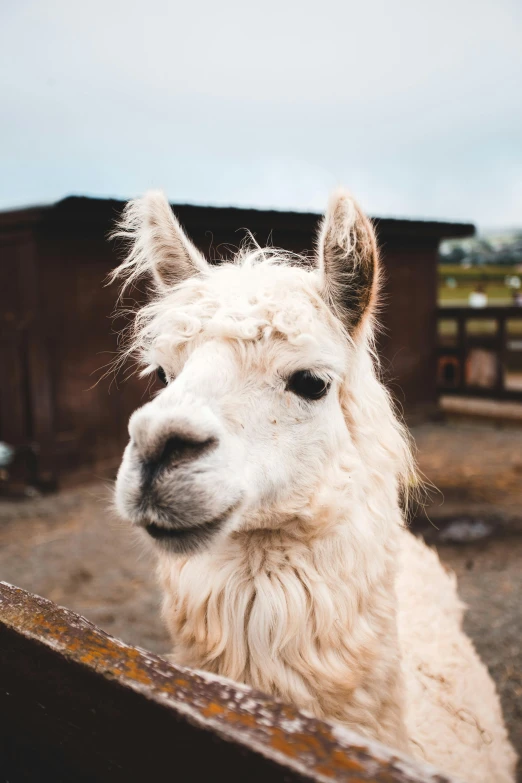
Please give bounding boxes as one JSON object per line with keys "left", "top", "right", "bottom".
{"left": 379, "top": 243, "right": 439, "bottom": 416}
{"left": 0, "top": 581, "right": 456, "bottom": 783}
{"left": 0, "top": 232, "right": 46, "bottom": 489}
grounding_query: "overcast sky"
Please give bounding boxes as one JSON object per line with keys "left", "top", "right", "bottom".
{"left": 1, "top": 0, "right": 521, "bottom": 228}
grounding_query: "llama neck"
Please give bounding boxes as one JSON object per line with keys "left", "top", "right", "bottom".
{"left": 158, "top": 475, "right": 408, "bottom": 750}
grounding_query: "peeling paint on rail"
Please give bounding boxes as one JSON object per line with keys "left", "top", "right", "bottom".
{"left": 0, "top": 581, "right": 459, "bottom": 782}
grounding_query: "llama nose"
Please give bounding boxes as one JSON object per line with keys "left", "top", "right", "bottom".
{"left": 140, "top": 433, "right": 217, "bottom": 484}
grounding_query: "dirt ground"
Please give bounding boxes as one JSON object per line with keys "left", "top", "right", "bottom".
{"left": 412, "top": 420, "right": 522, "bottom": 778}
{"left": 1, "top": 419, "right": 521, "bottom": 776}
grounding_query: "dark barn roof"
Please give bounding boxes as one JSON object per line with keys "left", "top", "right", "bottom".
{"left": 0, "top": 195, "right": 475, "bottom": 248}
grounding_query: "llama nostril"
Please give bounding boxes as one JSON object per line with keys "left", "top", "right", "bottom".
{"left": 142, "top": 434, "right": 217, "bottom": 484}
{"left": 160, "top": 435, "right": 217, "bottom": 466}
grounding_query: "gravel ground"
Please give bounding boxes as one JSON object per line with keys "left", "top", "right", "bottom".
{"left": 413, "top": 419, "right": 522, "bottom": 531}
{"left": 0, "top": 484, "right": 170, "bottom": 653}
{"left": 0, "top": 420, "right": 521, "bottom": 776}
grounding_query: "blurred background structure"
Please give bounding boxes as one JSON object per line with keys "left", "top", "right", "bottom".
{"left": 0, "top": 196, "right": 474, "bottom": 489}
{"left": 1, "top": 0, "right": 521, "bottom": 776}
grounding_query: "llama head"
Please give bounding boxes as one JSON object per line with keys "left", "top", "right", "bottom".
{"left": 111, "top": 189, "right": 407, "bottom": 555}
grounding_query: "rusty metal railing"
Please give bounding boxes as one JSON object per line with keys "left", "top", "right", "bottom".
{"left": 0, "top": 581, "right": 457, "bottom": 782}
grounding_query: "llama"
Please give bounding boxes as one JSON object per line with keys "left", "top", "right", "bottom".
{"left": 111, "top": 189, "right": 516, "bottom": 783}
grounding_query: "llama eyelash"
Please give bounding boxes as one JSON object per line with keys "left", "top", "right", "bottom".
{"left": 138, "top": 364, "right": 157, "bottom": 378}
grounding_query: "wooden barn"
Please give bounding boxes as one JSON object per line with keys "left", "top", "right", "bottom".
{"left": 0, "top": 196, "right": 473, "bottom": 491}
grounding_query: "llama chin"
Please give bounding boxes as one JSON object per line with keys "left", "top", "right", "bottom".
{"left": 111, "top": 188, "right": 517, "bottom": 783}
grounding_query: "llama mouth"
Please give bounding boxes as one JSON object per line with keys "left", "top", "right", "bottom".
{"left": 145, "top": 522, "right": 216, "bottom": 550}
{"left": 144, "top": 519, "right": 222, "bottom": 553}
{"left": 143, "top": 503, "right": 239, "bottom": 554}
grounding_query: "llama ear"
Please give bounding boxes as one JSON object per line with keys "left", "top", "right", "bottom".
{"left": 316, "top": 189, "right": 379, "bottom": 333}
{"left": 111, "top": 190, "right": 208, "bottom": 291}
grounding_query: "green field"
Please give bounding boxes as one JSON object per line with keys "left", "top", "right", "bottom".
{"left": 438, "top": 264, "right": 520, "bottom": 306}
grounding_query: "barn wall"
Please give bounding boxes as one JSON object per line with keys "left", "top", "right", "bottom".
{"left": 0, "top": 228, "right": 56, "bottom": 487}
{"left": 0, "top": 199, "right": 469, "bottom": 488}
{"left": 34, "top": 228, "right": 147, "bottom": 484}
{"left": 0, "top": 232, "right": 32, "bottom": 451}
{"left": 378, "top": 241, "right": 439, "bottom": 416}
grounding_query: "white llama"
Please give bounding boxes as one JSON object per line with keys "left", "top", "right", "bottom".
{"left": 112, "top": 189, "right": 516, "bottom": 783}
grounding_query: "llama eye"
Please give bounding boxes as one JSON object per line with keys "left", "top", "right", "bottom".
{"left": 286, "top": 370, "right": 330, "bottom": 401}
{"left": 157, "top": 366, "right": 168, "bottom": 385}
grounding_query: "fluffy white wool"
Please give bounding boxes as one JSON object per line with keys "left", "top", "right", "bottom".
{"left": 398, "top": 532, "right": 516, "bottom": 783}
{"left": 112, "top": 189, "right": 517, "bottom": 783}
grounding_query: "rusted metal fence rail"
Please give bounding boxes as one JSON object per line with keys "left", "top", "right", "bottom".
{"left": 0, "top": 581, "right": 456, "bottom": 783}
{"left": 437, "top": 306, "right": 522, "bottom": 401}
